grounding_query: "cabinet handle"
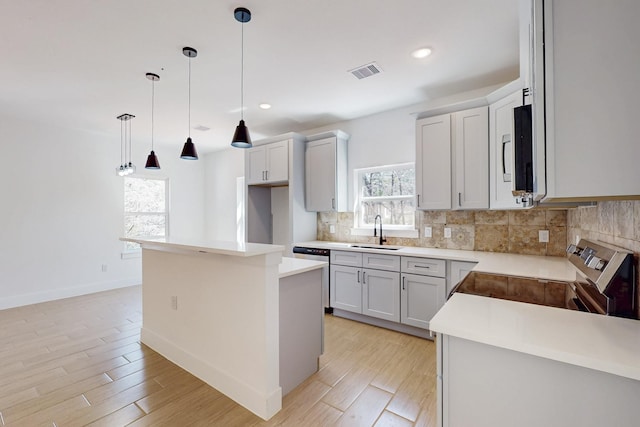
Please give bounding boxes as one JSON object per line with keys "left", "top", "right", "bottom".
{"left": 332, "top": 198, "right": 335, "bottom": 209}
{"left": 501, "top": 134, "right": 512, "bottom": 182}
{"left": 458, "top": 192, "right": 462, "bottom": 207}
{"left": 265, "top": 170, "right": 269, "bottom": 181}
{"left": 402, "top": 276, "right": 405, "bottom": 291}
{"left": 362, "top": 271, "right": 366, "bottom": 284}
{"left": 357, "top": 270, "right": 360, "bottom": 283}
{"left": 417, "top": 194, "right": 420, "bottom": 208}
{"left": 262, "top": 171, "right": 266, "bottom": 181}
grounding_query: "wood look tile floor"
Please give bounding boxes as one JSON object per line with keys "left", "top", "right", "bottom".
{"left": 0, "top": 286, "right": 437, "bottom": 426}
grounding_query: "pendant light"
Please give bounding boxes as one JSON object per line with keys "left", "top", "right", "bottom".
{"left": 231, "top": 7, "right": 252, "bottom": 148}
{"left": 180, "top": 47, "right": 198, "bottom": 160}
{"left": 116, "top": 113, "right": 135, "bottom": 176}
{"left": 145, "top": 72, "right": 161, "bottom": 169}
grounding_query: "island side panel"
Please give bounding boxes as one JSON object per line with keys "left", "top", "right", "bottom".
{"left": 140, "top": 248, "right": 282, "bottom": 420}
{"left": 279, "top": 268, "right": 323, "bottom": 395}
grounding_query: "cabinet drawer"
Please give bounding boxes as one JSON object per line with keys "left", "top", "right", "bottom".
{"left": 362, "top": 253, "right": 400, "bottom": 272}
{"left": 330, "top": 250, "right": 363, "bottom": 267}
{"left": 401, "top": 257, "right": 446, "bottom": 277}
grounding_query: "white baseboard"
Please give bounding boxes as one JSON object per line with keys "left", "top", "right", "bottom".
{"left": 0, "top": 277, "right": 142, "bottom": 310}
{"left": 141, "top": 327, "right": 282, "bottom": 420}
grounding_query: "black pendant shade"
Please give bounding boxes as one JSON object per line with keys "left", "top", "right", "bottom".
{"left": 145, "top": 150, "right": 160, "bottom": 169}
{"left": 231, "top": 120, "right": 252, "bottom": 148}
{"left": 145, "top": 72, "right": 160, "bottom": 170}
{"left": 231, "top": 7, "right": 252, "bottom": 149}
{"left": 180, "top": 137, "right": 198, "bottom": 159}
{"left": 180, "top": 47, "right": 199, "bottom": 160}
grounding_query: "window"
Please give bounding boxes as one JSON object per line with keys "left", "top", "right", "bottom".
{"left": 354, "top": 163, "right": 415, "bottom": 231}
{"left": 123, "top": 176, "right": 168, "bottom": 252}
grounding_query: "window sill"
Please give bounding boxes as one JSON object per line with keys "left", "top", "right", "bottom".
{"left": 121, "top": 251, "right": 141, "bottom": 259}
{"left": 350, "top": 227, "right": 419, "bottom": 239}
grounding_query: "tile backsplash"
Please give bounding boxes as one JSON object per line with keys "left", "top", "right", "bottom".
{"left": 567, "top": 201, "right": 640, "bottom": 319}
{"left": 567, "top": 201, "right": 640, "bottom": 253}
{"left": 318, "top": 209, "right": 568, "bottom": 256}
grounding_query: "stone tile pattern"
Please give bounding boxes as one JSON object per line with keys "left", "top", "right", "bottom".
{"left": 567, "top": 201, "right": 640, "bottom": 319}
{"left": 317, "top": 209, "right": 568, "bottom": 256}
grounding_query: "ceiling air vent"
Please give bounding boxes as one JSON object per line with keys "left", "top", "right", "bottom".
{"left": 349, "top": 62, "right": 383, "bottom": 80}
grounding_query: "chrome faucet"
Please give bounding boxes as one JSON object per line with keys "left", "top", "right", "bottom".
{"left": 373, "top": 214, "right": 387, "bottom": 246}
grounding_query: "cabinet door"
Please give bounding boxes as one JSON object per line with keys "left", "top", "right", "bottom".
{"left": 541, "top": 0, "right": 640, "bottom": 200}
{"left": 265, "top": 140, "right": 289, "bottom": 183}
{"left": 401, "top": 273, "right": 446, "bottom": 329}
{"left": 453, "top": 107, "right": 489, "bottom": 209}
{"left": 305, "top": 137, "right": 336, "bottom": 211}
{"left": 246, "top": 146, "right": 267, "bottom": 185}
{"left": 330, "top": 265, "right": 361, "bottom": 314}
{"left": 362, "top": 269, "right": 400, "bottom": 322}
{"left": 416, "top": 114, "right": 452, "bottom": 210}
{"left": 489, "top": 92, "right": 521, "bottom": 209}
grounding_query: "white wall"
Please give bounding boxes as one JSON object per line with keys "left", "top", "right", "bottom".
{"left": 0, "top": 115, "right": 205, "bottom": 309}
{"left": 203, "top": 147, "right": 244, "bottom": 241}
{"left": 302, "top": 85, "right": 504, "bottom": 208}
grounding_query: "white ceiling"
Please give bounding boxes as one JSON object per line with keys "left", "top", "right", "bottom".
{"left": 0, "top": 0, "right": 520, "bottom": 153}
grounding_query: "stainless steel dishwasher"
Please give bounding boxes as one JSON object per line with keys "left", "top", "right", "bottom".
{"left": 292, "top": 246, "right": 331, "bottom": 313}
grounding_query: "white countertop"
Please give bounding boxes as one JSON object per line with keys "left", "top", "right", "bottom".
{"left": 121, "top": 237, "right": 285, "bottom": 257}
{"left": 430, "top": 293, "right": 640, "bottom": 381}
{"left": 294, "top": 240, "right": 576, "bottom": 282}
{"left": 279, "top": 257, "right": 327, "bottom": 278}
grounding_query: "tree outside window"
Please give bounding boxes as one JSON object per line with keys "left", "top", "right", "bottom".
{"left": 123, "top": 176, "right": 168, "bottom": 251}
{"left": 355, "top": 163, "right": 415, "bottom": 229}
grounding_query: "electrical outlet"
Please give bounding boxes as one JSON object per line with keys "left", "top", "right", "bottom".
{"left": 424, "top": 226, "right": 432, "bottom": 238}
{"left": 101, "top": 264, "right": 108, "bottom": 272}
{"left": 539, "top": 230, "right": 550, "bottom": 243}
{"left": 329, "top": 224, "right": 336, "bottom": 234}
{"left": 444, "top": 227, "right": 452, "bottom": 239}
{"left": 171, "top": 296, "right": 178, "bottom": 310}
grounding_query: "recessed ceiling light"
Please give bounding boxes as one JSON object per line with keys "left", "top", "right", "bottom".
{"left": 259, "top": 103, "right": 272, "bottom": 110}
{"left": 412, "top": 48, "right": 432, "bottom": 59}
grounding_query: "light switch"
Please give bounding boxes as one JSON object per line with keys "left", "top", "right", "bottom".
{"left": 444, "top": 227, "right": 452, "bottom": 239}
{"left": 329, "top": 224, "right": 336, "bottom": 234}
{"left": 539, "top": 230, "right": 549, "bottom": 243}
{"left": 424, "top": 226, "right": 432, "bottom": 238}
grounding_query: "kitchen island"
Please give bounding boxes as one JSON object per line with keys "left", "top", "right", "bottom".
{"left": 430, "top": 293, "right": 640, "bottom": 427}
{"left": 121, "top": 237, "right": 326, "bottom": 420}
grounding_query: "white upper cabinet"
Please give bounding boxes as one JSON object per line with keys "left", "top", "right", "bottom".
{"left": 489, "top": 91, "right": 522, "bottom": 209}
{"left": 532, "top": 0, "right": 640, "bottom": 201}
{"left": 246, "top": 140, "right": 289, "bottom": 185}
{"left": 305, "top": 131, "right": 348, "bottom": 212}
{"left": 416, "top": 114, "right": 452, "bottom": 210}
{"left": 416, "top": 107, "right": 488, "bottom": 210}
{"left": 452, "top": 106, "right": 489, "bottom": 209}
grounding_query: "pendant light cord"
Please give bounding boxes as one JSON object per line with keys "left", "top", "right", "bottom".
{"left": 120, "top": 118, "right": 125, "bottom": 165}
{"left": 188, "top": 56, "right": 191, "bottom": 137}
{"left": 241, "top": 20, "right": 244, "bottom": 121}
{"left": 127, "top": 118, "right": 132, "bottom": 163}
{"left": 151, "top": 79, "right": 155, "bottom": 151}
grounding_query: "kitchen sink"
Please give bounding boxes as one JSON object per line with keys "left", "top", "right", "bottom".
{"left": 349, "top": 245, "right": 401, "bottom": 251}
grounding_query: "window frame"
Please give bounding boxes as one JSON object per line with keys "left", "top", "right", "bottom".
{"left": 122, "top": 175, "right": 170, "bottom": 256}
{"left": 352, "top": 162, "right": 418, "bottom": 238}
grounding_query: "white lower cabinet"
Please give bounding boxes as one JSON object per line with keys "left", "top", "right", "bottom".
{"left": 362, "top": 269, "right": 400, "bottom": 322}
{"left": 330, "top": 264, "right": 362, "bottom": 314}
{"left": 330, "top": 265, "right": 400, "bottom": 322}
{"left": 330, "top": 250, "right": 450, "bottom": 333}
{"left": 401, "top": 273, "right": 446, "bottom": 330}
